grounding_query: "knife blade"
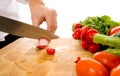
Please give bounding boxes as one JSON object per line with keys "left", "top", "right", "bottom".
{"left": 0, "top": 16, "right": 59, "bottom": 40}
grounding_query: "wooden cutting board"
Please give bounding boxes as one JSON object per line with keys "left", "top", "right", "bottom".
{"left": 0, "top": 38, "right": 93, "bottom": 76}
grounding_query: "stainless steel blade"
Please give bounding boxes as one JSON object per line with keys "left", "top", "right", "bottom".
{"left": 0, "top": 16, "right": 59, "bottom": 40}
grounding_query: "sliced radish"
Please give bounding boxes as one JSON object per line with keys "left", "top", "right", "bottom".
{"left": 46, "top": 48, "right": 55, "bottom": 55}
{"left": 37, "top": 38, "right": 50, "bottom": 50}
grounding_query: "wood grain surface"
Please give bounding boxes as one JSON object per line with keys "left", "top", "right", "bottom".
{"left": 0, "top": 38, "right": 93, "bottom": 76}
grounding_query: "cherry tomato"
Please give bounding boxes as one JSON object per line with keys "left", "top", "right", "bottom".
{"left": 93, "top": 51, "right": 120, "bottom": 72}
{"left": 85, "top": 29, "right": 99, "bottom": 43}
{"left": 76, "top": 58, "right": 108, "bottom": 76}
{"left": 109, "top": 26, "right": 120, "bottom": 36}
{"left": 110, "top": 64, "right": 120, "bottom": 76}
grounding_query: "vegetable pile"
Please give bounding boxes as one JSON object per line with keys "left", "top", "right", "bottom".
{"left": 80, "top": 15, "right": 118, "bottom": 35}
{"left": 72, "top": 15, "right": 120, "bottom": 54}
{"left": 75, "top": 52, "right": 120, "bottom": 76}
{"left": 72, "top": 15, "right": 120, "bottom": 76}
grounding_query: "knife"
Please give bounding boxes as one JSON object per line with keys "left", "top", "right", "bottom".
{"left": 0, "top": 16, "right": 59, "bottom": 40}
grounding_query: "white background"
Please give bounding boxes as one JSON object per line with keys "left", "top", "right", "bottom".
{"left": 18, "top": 0, "right": 120, "bottom": 38}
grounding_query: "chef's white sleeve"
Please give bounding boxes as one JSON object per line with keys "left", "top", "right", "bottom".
{"left": 16, "top": 0, "right": 28, "bottom": 4}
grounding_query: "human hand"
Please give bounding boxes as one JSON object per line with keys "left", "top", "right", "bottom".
{"left": 29, "top": 0, "right": 57, "bottom": 33}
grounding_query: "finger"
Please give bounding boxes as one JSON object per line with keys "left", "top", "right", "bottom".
{"left": 45, "top": 10, "right": 57, "bottom": 33}
{"left": 32, "top": 17, "right": 44, "bottom": 27}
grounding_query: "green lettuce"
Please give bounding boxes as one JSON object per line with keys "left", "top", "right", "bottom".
{"left": 80, "top": 15, "right": 119, "bottom": 35}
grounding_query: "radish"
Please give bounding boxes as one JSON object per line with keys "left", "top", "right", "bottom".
{"left": 37, "top": 38, "right": 50, "bottom": 50}
{"left": 86, "top": 29, "right": 99, "bottom": 43}
{"left": 46, "top": 48, "right": 55, "bottom": 55}
{"left": 81, "top": 39, "right": 89, "bottom": 49}
{"left": 80, "top": 26, "right": 90, "bottom": 39}
{"left": 72, "top": 28, "right": 82, "bottom": 39}
{"left": 72, "top": 23, "right": 82, "bottom": 32}
{"left": 88, "top": 43, "right": 101, "bottom": 53}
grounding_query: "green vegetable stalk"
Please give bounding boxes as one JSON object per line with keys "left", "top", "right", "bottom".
{"left": 93, "top": 33, "right": 120, "bottom": 48}
{"left": 105, "top": 48, "right": 120, "bottom": 56}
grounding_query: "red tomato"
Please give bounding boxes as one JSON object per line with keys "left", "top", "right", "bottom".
{"left": 109, "top": 26, "right": 120, "bottom": 36}
{"left": 76, "top": 58, "right": 108, "bottom": 76}
{"left": 110, "top": 64, "right": 120, "bottom": 76}
{"left": 93, "top": 51, "right": 120, "bottom": 72}
{"left": 88, "top": 43, "right": 101, "bottom": 53}
{"left": 85, "top": 29, "right": 99, "bottom": 43}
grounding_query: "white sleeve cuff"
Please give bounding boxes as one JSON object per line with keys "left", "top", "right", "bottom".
{"left": 16, "top": 0, "right": 28, "bottom": 4}
{"left": 0, "top": 32, "right": 8, "bottom": 41}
